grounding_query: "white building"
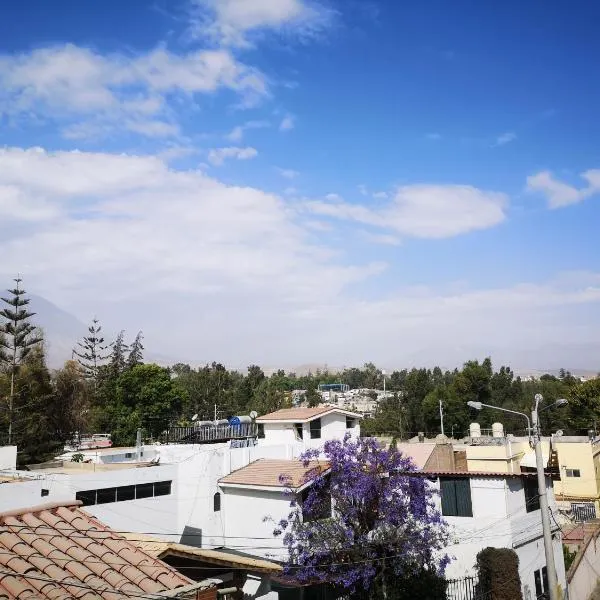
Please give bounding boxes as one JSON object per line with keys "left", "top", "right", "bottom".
{"left": 256, "top": 406, "right": 361, "bottom": 447}
{"left": 0, "top": 409, "right": 566, "bottom": 599}
{"left": 422, "top": 470, "right": 566, "bottom": 600}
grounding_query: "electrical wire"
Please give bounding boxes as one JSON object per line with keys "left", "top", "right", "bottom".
{"left": 0, "top": 567, "right": 197, "bottom": 600}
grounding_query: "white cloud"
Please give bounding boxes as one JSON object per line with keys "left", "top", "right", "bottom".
{"left": 225, "top": 120, "right": 269, "bottom": 142}
{"left": 526, "top": 169, "right": 600, "bottom": 209}
{"left": 372, "top": 191, "right": 388, "bottom": 199}
{"left": 277, "top": 168, "right": 299, "bottom": 179}
{"left": 0, "top": 44, "right": 269, "bottom": 138}
{"left": 361, "top": 231, "right": 401, "bottom": 246}
{"left": 494, "top": 131, "right": 517, "bottom": 146}
{"left": 190, "top": 0, "right": 334, "bottom": 48}
{"left": 284, "top": 186, "right": 299, "bottom": 196}
{"left": 279, "top": 114, "right": 295, "bottom": 131}
{"left": 125, "top": 120, "right": 180, "bottom": 138}
{"left": 208, "top": 146, "right": 258, "bottom": 166}
{"left": 1, "top": 146, "right": 599, "bottom": 369}
{"left": 358, "top": 184, "right": 368, "bottom": 196}
{"left": 324, "top": 193, "right": 342, "bottom": 202}
{"left": 305, "top": 184, "right": 508, "bottom": 239}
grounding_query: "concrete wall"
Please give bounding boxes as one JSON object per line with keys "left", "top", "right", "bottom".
{"left": 0, "top": 446, "right": 17, "bottom": 470}
{"left": 567, "top": 527, "right": 600, "bottom": 600}
{"left": 554, "top": 440, "right": 598, "bottom": 501}
{"left": 465, "top": 440, "right": 528, "bottom": 474}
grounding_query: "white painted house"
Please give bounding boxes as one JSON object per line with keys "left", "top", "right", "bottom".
{"left": 256, "top": 406, "right": 361, "bottom": 447}
{"left": 421, "top": 469, "right": 567, "bottom": 600}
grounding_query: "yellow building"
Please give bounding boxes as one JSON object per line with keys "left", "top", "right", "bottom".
{"left": 552, "top": 435, "right": 600, "bottom": 520}
{"left": 460, "top": 423, "right": 600, "bottom": 521}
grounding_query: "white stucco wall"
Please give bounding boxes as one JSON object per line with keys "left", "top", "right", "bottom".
{"left": 435, "top": 476, "right": 566, "bottom": 599}
{"left": 220, "top": 487, "right": 290, "bottom": 560}
{"left": 262, "top": 412, "right": 360, "bottom": 448}
{"left": 0, "top": 446, "right": 17, "bottom": 470}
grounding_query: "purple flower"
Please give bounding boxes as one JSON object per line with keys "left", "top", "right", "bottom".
{"left": 275, "top": 436, "right": 449, "bottom": 593}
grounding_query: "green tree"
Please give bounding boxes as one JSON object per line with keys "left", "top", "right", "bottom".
{"left": 73, "top": 317, "right": 108, "bottom": 393}
{"left": 403, "top": 369, "right": 434, "bottom": 434}
{"left": 107, "top": 364, "right": 185, "bottom": 445}
{"left": 0, "top": 277, "right": 42, "bottom": 444}
{"left": 566, "top": 378, "right": 600, "bottom": 434}
{"left": 108, "top": 330, "right": 128, "bottom": 377}
{"left": 305, "top": 385, "right": 321, "bottom": 407}
{"left": 127, "top": 331, "right": 144, "bottom": 368}
{"left": 11, "top": 346, "right": 63, "bottom": 466}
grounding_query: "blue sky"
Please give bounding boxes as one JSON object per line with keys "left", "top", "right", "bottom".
{"left": 1, "top": 0, "right": 599, "bottom": 370}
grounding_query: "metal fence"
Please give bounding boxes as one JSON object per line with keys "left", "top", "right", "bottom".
{"left": 572, "top": 502, "right": 597, "bottom": 522}
{"left": 446, "top": 576, "right": 482, "bottom": 600}
{"left": 164, "top": 422, "right": 258, "bottom": 444}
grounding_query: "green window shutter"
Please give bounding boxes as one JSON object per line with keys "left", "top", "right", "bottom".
{"left": 440, "top": 478, "right": 457, "bottom": 516}
{"left": 455, "top": 478, "right": 473, "bottom": 517}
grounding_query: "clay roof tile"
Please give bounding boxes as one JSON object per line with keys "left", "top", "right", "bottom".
{"left": 0, "top": 503, "right": 200, "bottom": 599}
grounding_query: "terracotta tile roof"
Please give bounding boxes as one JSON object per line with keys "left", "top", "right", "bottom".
{"left": 562, "top": 521, "right": 600, "bottom": 543}
{"left": 218, "top": 459, "right": 329, "bottom": 489}
{"left": 122, "top": 534, "right": 283, "bottom": 574}
{"left": 256, "top": 407, "right": 360, "bottom": 423}
{"left": 0, "top": 500, "right": 207, "bottom": 599}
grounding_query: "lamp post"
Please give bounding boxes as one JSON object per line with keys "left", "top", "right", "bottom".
{"left": 467, "top": 395, "right": 568, "bottom": 600}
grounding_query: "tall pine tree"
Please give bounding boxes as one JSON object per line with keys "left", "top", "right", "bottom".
{"left": 73, "top": 318, "right": 108, "bottom": 391}
{"left": 108, "top": 330, "right": 128, "bottom": 377}
{"left": 127, "top": 331, "right": 144, "bottom": 368}
{"left": 0, "top": 277, "right": 42, "bottom": 444}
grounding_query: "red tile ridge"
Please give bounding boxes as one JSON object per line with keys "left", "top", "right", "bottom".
{"left": 0, "top": 500, "right": 81, "bottom": 520}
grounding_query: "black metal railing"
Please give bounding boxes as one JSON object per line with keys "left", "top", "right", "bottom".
{"left": 164, "top": 422, "right": 258, "bottom": 444}
{"left": 446, "top": 576, "right": 482, "bottom": 600}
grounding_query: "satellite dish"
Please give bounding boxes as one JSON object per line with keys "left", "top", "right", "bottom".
{"left": 556, "top": 430, "right": 564, "bottom": 437}
{"left": 249, "top": 411, "right": 258, "bottom": 420}
{"left": 192, "top": 414, "right": 198, "bottom": 421}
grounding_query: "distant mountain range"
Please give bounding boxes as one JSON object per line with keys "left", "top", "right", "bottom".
{"left": 14, "top": 295, "right": 600, "bottom": 377}
{"left": 29, "top": 295, "right": 87, "bottom": 368}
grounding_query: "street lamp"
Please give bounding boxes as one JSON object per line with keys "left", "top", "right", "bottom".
{"left": 467, "top": 394, "right": 568, "bottom": 600}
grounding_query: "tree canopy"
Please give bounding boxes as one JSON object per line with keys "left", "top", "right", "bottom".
{"left": 274, "top": 437, "right": 449, "bottom": 598}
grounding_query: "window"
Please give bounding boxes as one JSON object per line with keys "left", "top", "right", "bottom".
{"left": 294, "top": 423, "right": 303, "bottom": 440}
{"left": 346, "top": 417, "right": 356, "bottom": 429}
{"left": 566, "top": 468, "right": 581, "bottom": 478}
{"left": 257, "top": 424, "right": 265, "bottom": 439}
{"left": 76, "top": 490, "right": 96, "bottom": 507}
{"left": 40, "top": 489, "right": 49, "bottom": 497}
{"left": 135, "top": 483, "right": 154, "bottom": 499}
{"left": 125, "top": 453, "right": 133, "bottom": 459}
{"left": 96, "top": 487, "right": 117, "bottom": 504}
{"left": 524, "top": 477, "right": 540, "bottom": 512}
{"left": 74, "top": 481, "right": 173, "bottom": 506}
{"left": 534, "top": 566, "right": 548, "bottom": 598}
{"left": 439, "top": 477, "right": 473, "bottom": 517}
{"left": 214, "top": 492, "right": 221, "bottom": 512}
{"left": 154, "top": 481, "right": 172, "bottom": 497}
{"left": 299, "top": 476, "right": 331, "bottom": 522}
{"left": 310, "top": 418, "right": 322, "bottom": 439}
{"left": 117, "top": 485, "right": 135, "bottom": 502}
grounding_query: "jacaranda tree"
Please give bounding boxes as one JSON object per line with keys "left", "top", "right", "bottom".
{"left": 275, "top": 436, "right": 450, "bottom": 599}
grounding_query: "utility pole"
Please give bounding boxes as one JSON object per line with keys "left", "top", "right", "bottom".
{"left": 439, "top": 397, "right": 444, "bottom": 436}
{"left": 532, "top": 394, "right": 560, "bottom": 600}
{"left": 467, "top": 395, "right": 566, "bottom": 600}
